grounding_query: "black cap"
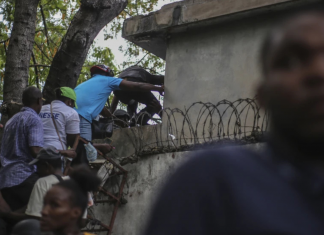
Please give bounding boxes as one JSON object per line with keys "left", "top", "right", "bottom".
{"left": 114, "top": 109, "right": 130, "bottom": 119}
{"left": 29, "top": 146, "right": 61, "bottom": 165}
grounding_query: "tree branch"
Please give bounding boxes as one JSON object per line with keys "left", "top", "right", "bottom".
{"left": 2, "top": 41, "right": 8, "bottom": 56}
{"left": 81, "top": 0, "right": 112, "bottom": 10}
{"left": 135, "top": 52, "right": 149, "bottom": 66}
{"left": 40, "top": 4, "right": 50, "bottom": 47}
{"left": 34, "top": 42, "right": 52, "bottom": 63}
{"left": 31, "top": 52, "right": 40, "bottom": 88}
{"left": 135, "top": 0, "right": 139, "bottom": 15}
{"left": 123, "top": 10, "right": 132, "bottom": 17}
{"left": 0, "top": 39, "right": 9, "bottom": 44}
{"left": 43, "top": 0, "right": 127, "bottom": 102}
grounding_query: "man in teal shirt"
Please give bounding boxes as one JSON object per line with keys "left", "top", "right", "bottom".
{"left": 74, "top": 65, "right": 164, "bottom": 141}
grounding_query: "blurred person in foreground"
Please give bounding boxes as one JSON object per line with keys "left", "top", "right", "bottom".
{"left": 40, "top": 165, "right": 100, "bottom": 235}
{"left": 10, "top": 219, "right": 40, "bottom": 235}
{"left": 143, "top": 9, "right": 324, "bottom": 235}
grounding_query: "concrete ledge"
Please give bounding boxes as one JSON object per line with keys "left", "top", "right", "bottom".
{"left": 122, "top": 0, "right": 322, "bottom": 59}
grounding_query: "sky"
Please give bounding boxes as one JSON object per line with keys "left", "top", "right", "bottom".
{"left": 94, "top": 0, "right": 175, "bottom": 68}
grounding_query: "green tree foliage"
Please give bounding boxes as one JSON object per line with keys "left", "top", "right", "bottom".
{"left": 0, "top": 0, "right": 166, "bottom": 101}
{"left": 107, "top": 0, "right": 166, "bottom": 76}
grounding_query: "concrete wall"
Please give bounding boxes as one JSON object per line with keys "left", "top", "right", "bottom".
{"left": 161, "top": 13, "right": 284, "bottom": 138}
{"left": 164, "top": 14, "right": 278, "bottom": 109}
{"left": 91, "top": 143, "right": 265, "bottom": 235}
{"left": 96, "top": 124, "right": 163, "bottom": 161}
{"left": 91, "top": 151, "right": 192, "bottom": 235}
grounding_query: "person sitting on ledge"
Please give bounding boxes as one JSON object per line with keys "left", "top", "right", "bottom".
{"left": 111, "top": 66, "right": 164, "bottom": 126}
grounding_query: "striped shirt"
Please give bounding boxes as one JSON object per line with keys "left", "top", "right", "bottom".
{"left": 0, "top": 107, "right": 44, "bottom": 189}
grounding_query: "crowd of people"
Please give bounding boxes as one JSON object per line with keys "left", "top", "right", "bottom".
{"left": 0, "top": 65, "right": 164, "bottom": 235}
{"left": 2, "top": 6, "right": 324, "bottom": 235}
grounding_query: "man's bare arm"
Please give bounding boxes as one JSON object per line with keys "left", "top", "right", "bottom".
{"left": 100, "top": 107, "right": 112, "bottom": 118}
{"left": 93, "top": 143, "right": 114, "bottom": 154}
{"left": 59, "top": 150, "right": 77, "bottom": 159}
{"left": 67, "top": 134, "right": 79, "bottom": 149}
{"left": 110, "top": 96, "right": 119, "bottom": 114}
{"left": 119, "top": 80, "right": 164, "bottom": 95}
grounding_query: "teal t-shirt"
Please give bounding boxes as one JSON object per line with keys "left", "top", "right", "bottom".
{"left": 74, "top": 74, "right": 123, "bottom": 122}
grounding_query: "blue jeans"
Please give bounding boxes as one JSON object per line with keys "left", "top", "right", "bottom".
{"left": 79, "top": 115, "right": 92, "bottom": 141}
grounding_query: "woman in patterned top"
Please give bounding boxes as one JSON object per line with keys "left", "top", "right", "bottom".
{"left": 40, "top": 166, "right": 100, "bottom": 235}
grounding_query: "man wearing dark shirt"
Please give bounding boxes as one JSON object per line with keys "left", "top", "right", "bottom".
{"left": 144, "top": 9, "right": 324, "bottom": 235}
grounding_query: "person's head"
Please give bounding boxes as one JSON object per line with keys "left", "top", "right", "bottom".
{"left": 55, "top": 87, "right": 78, "bottom": 109}
{"left": 257, "top": 9, "right": 324, "bottom": 146}
{"left": 11, "top": 219, "right": 40, "bottom": 235}
{"left": 29, "top": 147, "right": 62, "bottom": 177}
{"left": 22, "top": 86, "right": 43, "bottom": 114}
{"left": 114, "top": 109, "right": 130, "bottom": 128}
{"left": 90, "top": 64, "right": 114, "bottom": 77}
{"left": 41, "top": 165, "right": 101, "bottom": 233}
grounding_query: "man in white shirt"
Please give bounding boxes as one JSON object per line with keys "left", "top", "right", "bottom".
{"left": 39, "top": 87, "right": 80, "bottom": 156}
{"left": 40, "top": 87, "right": 114, "bottom": 163}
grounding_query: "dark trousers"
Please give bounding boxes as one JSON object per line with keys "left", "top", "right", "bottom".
{"left": 114, "top": 90, "right": 159, "bottom": 125}
{"left": 1, "top": 173, "right": 39, "bottom": 211}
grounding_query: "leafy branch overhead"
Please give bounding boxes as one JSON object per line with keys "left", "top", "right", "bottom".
{"left": 0, "top": 0, "right": 166, "bottom": 100}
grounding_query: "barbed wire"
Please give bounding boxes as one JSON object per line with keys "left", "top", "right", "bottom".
{"left": 116, "top": 98, "right": 269, "bottom": 165}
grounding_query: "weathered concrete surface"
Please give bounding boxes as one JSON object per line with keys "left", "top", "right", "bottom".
{"left": 92, "top": 151, "right": 192, "bottom": 235}
{"left": 163, "top": 14, "right": 268, "bottom": 109}
{"left": 122, "top": 0, "right": 321, "bottom": 59}
{"left": 92, "top": 143, "right": 265, "bottom": 235}
{"left": 95, "top": 124, "right": 163, "bottom": 161}
{"left": 160, "top": 12, "right": 276, "bottom": 136}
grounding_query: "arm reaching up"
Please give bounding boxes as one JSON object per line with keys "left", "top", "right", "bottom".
{"left": 100, "top": 106, "right": 112, "bottom": 118}
{"left": 119, "top": 80, "right": 164, "bottom": 96}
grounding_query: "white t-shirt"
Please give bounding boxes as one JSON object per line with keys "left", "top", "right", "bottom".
{"left": 39, "top": 100, "right": 80, "bottom": 150}
{"left": 25, "top": 175, "right": 90, "bottom": 218}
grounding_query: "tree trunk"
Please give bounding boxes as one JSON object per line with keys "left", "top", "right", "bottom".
{"left": 3, "top": 0, "right": 40, "bottom": 104}
{"left": 42, "top": 0, "right": 128, "bottom": 102}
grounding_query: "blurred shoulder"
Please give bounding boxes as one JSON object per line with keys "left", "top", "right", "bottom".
{"left": 177, "top": 145, "right": 262, "bottom": 177}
